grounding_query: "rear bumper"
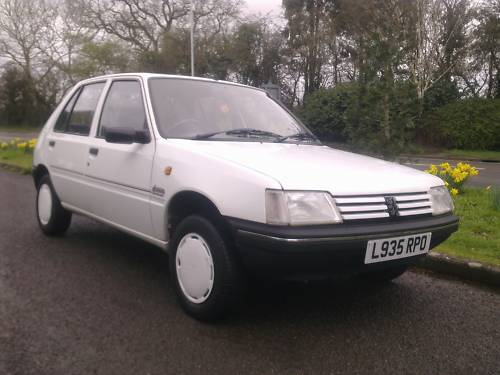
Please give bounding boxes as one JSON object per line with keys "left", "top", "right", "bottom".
{"left": 227, "top": 214, "right": 459, "bottom": 279}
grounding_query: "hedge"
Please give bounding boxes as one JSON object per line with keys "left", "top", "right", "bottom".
{"left": 421, "top": 98, "right": 500, "bottom": 150}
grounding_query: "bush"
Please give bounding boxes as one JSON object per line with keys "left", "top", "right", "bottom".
{"left": 422, "top": 98, "right": 500, "bottom": 150}
{"left": 298, "top": 83, "right": 357, "bottom": 142}
{"left": 298, "top": 81, "right": 416, "bottom": 158}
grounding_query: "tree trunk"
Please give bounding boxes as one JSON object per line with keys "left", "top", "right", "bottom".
{"left": 487, "top": 50, "right": 494, "bottom": 98}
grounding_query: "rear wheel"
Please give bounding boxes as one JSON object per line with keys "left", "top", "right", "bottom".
{"left": 169, "top": 214, "right": 242, "bottom": 321}
{"left": 36, "top": 174, "right": 72, "bottom": 236}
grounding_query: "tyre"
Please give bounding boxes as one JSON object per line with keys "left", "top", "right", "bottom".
{"left": 169, "top": 214, "right": 242, "bottom": 321}
{"left": 361, "top": 265, "right": 409, "bottom": 282}
{"left": 36, "top": 174, "right": 72, "bottom": 236}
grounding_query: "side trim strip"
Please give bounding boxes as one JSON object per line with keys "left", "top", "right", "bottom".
{"left": 51, "top": 165, "right": 151, "bottom": 193}
{"left": 237, "top": 222, "right": 459, "bottom": 244}
{"left": 61, "top": 202, "right": 169, "bottom": 252}
{"left": 50, "top": 165, "right": 84, "bottom": 177}
{"left": 85, "top": 173, "right": 151, "bottom": 193}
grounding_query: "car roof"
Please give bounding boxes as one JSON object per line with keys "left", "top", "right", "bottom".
{"left": 78, "top": 73, "right": 266, "bottom": 93}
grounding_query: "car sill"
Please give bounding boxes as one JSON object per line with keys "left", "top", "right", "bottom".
{"left": 61, "top": 202, "right": 169, "bottom": 251}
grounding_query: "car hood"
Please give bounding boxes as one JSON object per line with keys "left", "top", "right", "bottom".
{"left": 172, "top": 140, "right": 444, "bottom": 195}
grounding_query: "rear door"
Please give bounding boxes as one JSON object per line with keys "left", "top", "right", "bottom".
{"left": 46, "top": 81, "right": 106, "bottom": 209}
{"left": 85, "top": 79, "right": 156, "bottom": 237}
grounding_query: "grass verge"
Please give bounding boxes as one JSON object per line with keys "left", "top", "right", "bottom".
{"left": 325, "top": 142, "right": 500, "bottom": 162}
{"left": 436, "top": 188, "right": 500, "bottom": 267}
{"left": 445, "top": 149, "right": 500, "bottom": 161}
{"left": 0, "top": 125, "right": 40, "bottom": 133}
{"left": 0, "top": 148, "right": 33, "bottom": 174}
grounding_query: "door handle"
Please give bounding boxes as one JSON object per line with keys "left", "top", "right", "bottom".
{"left": 48, "top": 140, "right": 55, "bottom": 147}
{"left": 89, "top": 147, "right": 99, "bottom": 156}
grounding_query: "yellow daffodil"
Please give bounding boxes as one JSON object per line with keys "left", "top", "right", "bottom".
{"left": 425, "top": 164, "right": 439, "bottom": 175}
{"left": 425, "top": 161, "right": 479, "bottom": 196}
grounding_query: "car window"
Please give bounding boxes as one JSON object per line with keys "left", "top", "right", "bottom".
{"left": 54, "top": 88, "right": 81, "bottom": 133}
{"left": 98, "top": 80, "right": 147, "bottom": 137}
{"left": 65, "top": 82, "right": 105, "bottom": 136}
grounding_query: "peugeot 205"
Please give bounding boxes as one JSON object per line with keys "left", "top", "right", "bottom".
{"left": 33, "top": 73, "right": 458, "bottom": 320}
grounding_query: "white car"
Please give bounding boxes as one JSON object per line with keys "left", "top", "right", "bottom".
{"left": 33, "top": 73, "right": 458, "bottom": 320}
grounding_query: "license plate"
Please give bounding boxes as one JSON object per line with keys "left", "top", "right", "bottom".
{"left": 364, "top": 232, "right": 432, "bottom": 264}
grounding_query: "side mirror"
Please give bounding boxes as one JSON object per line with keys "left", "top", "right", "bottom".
{"left": 104, "top": 127, "right": 151, "bottom": 144}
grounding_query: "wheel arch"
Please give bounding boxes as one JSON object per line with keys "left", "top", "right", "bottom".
{"left": 32, "top": 164, "right": 50, "bottom": 188}
{"left": 166, "top": 190, "right": 230, "bottom": 240}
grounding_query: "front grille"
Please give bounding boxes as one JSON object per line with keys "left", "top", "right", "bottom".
{"left": 334, "top": 192, "right": 432, "bottom": 221}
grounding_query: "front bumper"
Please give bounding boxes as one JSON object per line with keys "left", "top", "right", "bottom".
{"left": 228, "top": 214, "right": 459, "bottom": 279}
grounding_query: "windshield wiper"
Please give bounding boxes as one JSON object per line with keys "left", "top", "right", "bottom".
{"left": 193, "top": 128, "right": 281, "bottom": 140}
{"left": 276, "top": 132, "right": 318, "bottom": 143}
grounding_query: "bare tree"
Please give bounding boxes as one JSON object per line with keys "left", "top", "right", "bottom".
{"left": 0, "top": 0, "right": 57, "bottom": 80}
{"left": 44, "top": 1, "right": 98, "bottom": 86}
{"left": 409, "top": 0, "right": 472, "bottom": 114}
{"left": 78, "top": 0, "right": 242, "bottom": 54}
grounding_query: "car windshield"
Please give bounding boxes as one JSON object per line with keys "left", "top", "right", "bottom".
{"left": 148, "top": 78, "right": 317, "bottom": 143}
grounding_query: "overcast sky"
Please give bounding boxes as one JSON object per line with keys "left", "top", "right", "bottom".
{"left": 244, "top": 0, "right": 283, "bottom": 16}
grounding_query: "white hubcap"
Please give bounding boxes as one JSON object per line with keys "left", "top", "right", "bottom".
{"left": 176, "top": 233, "right": 214, "bottom": 304}
{"left": 37, "top": 184, "right": 53, "bottom": 225}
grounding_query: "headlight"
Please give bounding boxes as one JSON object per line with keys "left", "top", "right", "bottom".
{"left": 265, "top": 190, "right": 342, "bottom": 226}
{"left": 429, "top": 186, "right": 454, "bottom": 215}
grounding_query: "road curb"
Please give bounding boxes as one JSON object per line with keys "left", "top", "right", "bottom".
{"left": 417, "top": 252, "right": 500, "bottom": 287}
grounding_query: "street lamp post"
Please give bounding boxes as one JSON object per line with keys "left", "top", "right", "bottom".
{"left": 190, "top": 2, "right": 195, "bottom": 76}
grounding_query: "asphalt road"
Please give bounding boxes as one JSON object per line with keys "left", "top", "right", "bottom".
{"left": 1, "top": 169, "right": 500, "bottom": 375}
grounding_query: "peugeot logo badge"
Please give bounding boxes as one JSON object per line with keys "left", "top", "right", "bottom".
{"left": 384, "top": 196, "right": 399, "bottom": 217}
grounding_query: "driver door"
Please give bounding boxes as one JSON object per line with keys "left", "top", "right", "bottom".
{"left": 85, "top": 78, "right": 156, "bottom": 237}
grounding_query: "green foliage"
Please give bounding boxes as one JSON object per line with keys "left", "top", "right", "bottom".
{"left": 422, "top": 98, "right": 500, "bottom": 150}
{"left": 0, "top": 65, "right": 51, "bottom": 127}
{"left": 0, "top": 145, "right": 34, "bottom": 174}
{"left": 445, "top": 149, "right": 500, "bottom": 161}
{"left": 71, "top": 41, "right": 132, "bottom": 80}
{"left": 346, "top": 80, "right": 417, "bottom": 158}
{"left": 423, "top": 79, "right": 460, "bottom": 111}
{"left": 298, "top": 84, "right": 356, "bottom": 142}
{"left": 299, "top": 80, "right": 417, "bottom": 157}
{"left": 137, "top": 32, "right": 191, "bottom": 75}
{"left": 229, "top": 21, "right": 281, "bottom": 87}
{"left": 491, "top": 187, "right": 500, "bottom": 212}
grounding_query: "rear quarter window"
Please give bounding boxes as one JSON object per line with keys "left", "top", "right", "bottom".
{"left": 54, "top": 82, "right": 105, "bottom": 135}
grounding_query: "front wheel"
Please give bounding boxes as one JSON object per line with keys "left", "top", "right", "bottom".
{"left": 169, "top": 215, "right": 242, "bottom": 321}
{"left": 36, "top": 175, "right": 72, "bottom": 236}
